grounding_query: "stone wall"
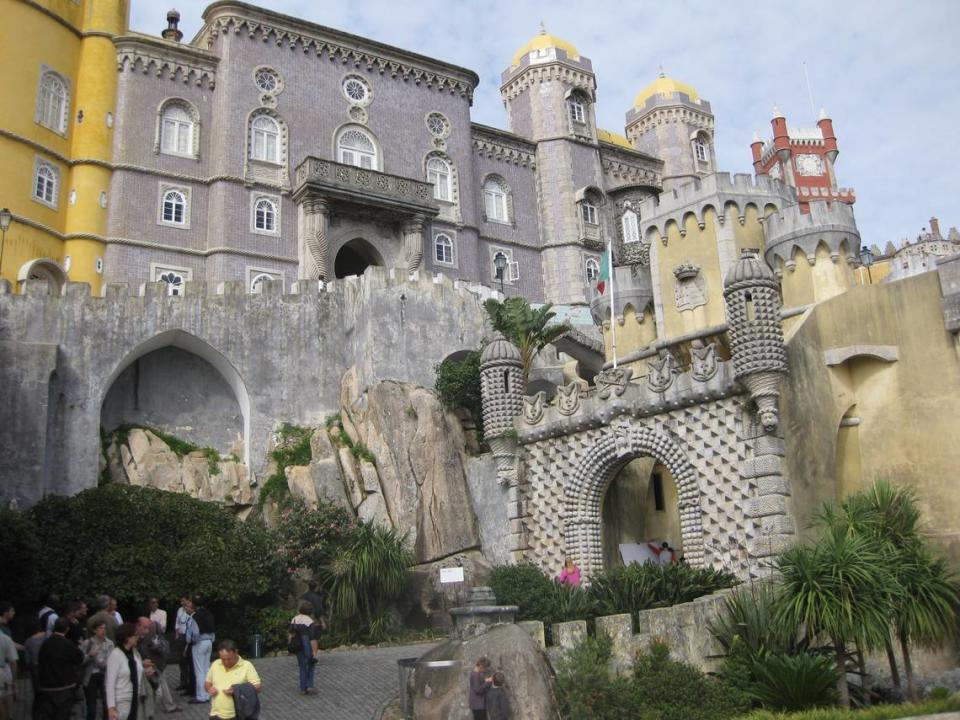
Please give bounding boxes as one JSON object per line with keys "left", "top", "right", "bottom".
{"left": 0, "top": 268, "right": 492, "bottom": 507}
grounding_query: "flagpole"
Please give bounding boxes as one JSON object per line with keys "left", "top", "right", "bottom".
{"left": 608, "top": 240, "right": 618, "bottom": 369}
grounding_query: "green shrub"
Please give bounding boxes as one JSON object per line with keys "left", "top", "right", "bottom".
{"left": 708, "top": 582, "right": 802, "bottom": 661}
{"left": 22, "top": 484, "right": 285, "bottom": 606}
{"left": 739, "top": 696, "right": 960, "bottom": 720}
{"left": 0, "top": 506, "right": 41, "bottom": 608}
{"left": 629, "top": 641, "right": 751, "bottom": 720}
{"left": 590, "top": 562, "right": 737, "bottom": 617}
{"left": 489, "top": 563, "right": 558, "bottom": 622}
{"left": 434, "top": 350, "right": 483, "bottom": 436}
{"left": 747, "top": 652, "right": 838, "bottom": 710}
{"left": 256, "top": 606, "right": 298, "bottom": 652}
{"left": 315, "top": 522, "right": 412, "bottom": 643}
{"left": 555, "top": 634, "right": 637, "bottom": 720}
{"left": 273, "top": 497, "right": 355, "bottom": 574}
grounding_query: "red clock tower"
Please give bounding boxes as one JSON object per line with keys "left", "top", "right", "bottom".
{"left": 750, "top": 107, "right": 855, "bottom": 212}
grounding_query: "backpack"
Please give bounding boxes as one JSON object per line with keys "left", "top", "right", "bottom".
{"left": 286, "top": 630, "right": 302, "bottom": 654}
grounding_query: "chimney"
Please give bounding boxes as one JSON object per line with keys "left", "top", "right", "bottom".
{"left": 162, "top": 9, "right": 183, "bottom": 42}
{"left": 929, "top": 217, "right": 941, "bottom": 239}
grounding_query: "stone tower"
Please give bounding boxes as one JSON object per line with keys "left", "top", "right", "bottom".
{"left": 626, "top": 71, "right": 716, "bottom": 191}
{"left": 750, "top": 106, "right": 854, "bottom": 208}
{"left": 480, "top": 333, "right": 524, "bottom": 484}
{"left": 501, "top": 29, "right": 607, "bottom": 305}
{"left": 723, "top": 250, "right": 788, "bottom": 432}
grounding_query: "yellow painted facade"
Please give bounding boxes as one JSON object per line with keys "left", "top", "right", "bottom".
{"left": 0, "top": 0, "right": 128, "bottom": 294}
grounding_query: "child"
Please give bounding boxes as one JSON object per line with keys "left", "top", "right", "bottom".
{"left": 468, "top": 656, "right": 491, "bottom": 720}
{"left": 486, "top": 672, "right": 511, "bottom": 720}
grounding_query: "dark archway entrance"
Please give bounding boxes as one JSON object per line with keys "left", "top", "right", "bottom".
{"left": 334, "top": 238, "right": 384, "bottom": 278}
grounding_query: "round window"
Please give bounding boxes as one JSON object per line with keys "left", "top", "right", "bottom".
{"left": 426, "top": 112, "right": 449, "bottom": 138}
{"left": 342, "top": 76, "right": 370, "bottom": 105}
{"left": 254, "top": 68, "right": 280, "bottom": 94}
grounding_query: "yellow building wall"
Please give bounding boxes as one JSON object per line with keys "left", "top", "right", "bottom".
{"left": 0, "top": 0, "right": 126, "bottom": 292}
{"left": 781, "top": 272, "right": 960, "bottom": 567}
{"left": 601, "top": 304, "right": 657, "bottom": 377}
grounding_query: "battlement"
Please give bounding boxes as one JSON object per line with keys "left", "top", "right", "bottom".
{"left": 763, "top": 200, "right": 861, "bottom": 268}
{"left": 637, "top": 172, "right": 797, "bottom": 240}
{"left": 0, "top": 266, "right": 504, "bottom": 306}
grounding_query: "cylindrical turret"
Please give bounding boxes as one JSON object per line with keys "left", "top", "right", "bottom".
{"left": 723, "top": 250, "right": 788, "bottom": 433}
{"left": 771, "top": 106, "right": 790, "bottom": 162}
{"left": 480, "top": 333, "right": 524, "bottom": 439}
{"left": 751, "top": 131, "right": 765, "bottom": 175}
{"left": 817, "top": 107, "right": 838, "bottom": 162}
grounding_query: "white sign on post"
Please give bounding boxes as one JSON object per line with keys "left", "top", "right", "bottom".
{"left": 439, "top": 567, "right": 465, "bottom": 584}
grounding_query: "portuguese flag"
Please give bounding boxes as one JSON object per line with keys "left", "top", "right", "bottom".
{"left": 596, "top": 246, "right": 610, "bottom": 295}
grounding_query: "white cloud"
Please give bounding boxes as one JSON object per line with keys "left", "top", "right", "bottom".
{"left": 131, "top": 0, "right": 960, "bottom": 244}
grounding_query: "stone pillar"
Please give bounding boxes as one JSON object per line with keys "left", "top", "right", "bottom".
{"left": 402, "top": 215, "right": 426, "bottom": 275}
{"left": 299, "top": 197, "right": 330, "bottom": 281}
{"left": 742, "top": 431, "right": 795, "bottom": 576}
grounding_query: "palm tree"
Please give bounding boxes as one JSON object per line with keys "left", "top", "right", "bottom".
{"left": 892, "top": 544, "right": 959, "bottom": 701}
{"left": 483, "top": 297, "right": 571, "bottom": 385}
{"left": 774, "top": 530, "right": 895, "bottom": 708}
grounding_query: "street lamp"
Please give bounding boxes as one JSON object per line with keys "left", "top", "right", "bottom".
{"left": 493, "top": 252, "right": 506, "bottom": 294}
{"left": 858, "top": 243, "right": 874, "bottom": 284}
{"left": 0, "top": 208, "right": 12, "bottom": 278}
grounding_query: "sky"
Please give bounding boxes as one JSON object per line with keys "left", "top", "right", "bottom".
{"left": 130, "top": 1, "right": 960, "bottom": 248}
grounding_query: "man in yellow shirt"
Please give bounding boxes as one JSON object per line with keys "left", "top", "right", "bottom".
{"left": 204, "top": 640, "right": 261, "bottom": 720}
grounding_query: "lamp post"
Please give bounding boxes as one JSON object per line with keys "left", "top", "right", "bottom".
{"left": 0, "top": 208, "right": 12, "bottom": 279}
{"left": 493, "top": 252, "right": 506, "bottom": 294}
{"left": 858, "top": 244, "right": 874, "bottom": 284}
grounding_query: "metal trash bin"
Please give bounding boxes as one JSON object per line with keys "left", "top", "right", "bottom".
{"left": 249, "top": 633, "right": 263, "bottom": 659}
{"left": 397, "top": 658, "right": 418, "bottom": 719}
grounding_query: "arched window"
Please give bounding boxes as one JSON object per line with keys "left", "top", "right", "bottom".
{"left": 161, "top": 104, "right": 194, "bottom": 155}
{"left": 250, "top": 273, "right": 275, "bottom": 292}
{"left": 337, "top": 128, "right": 377, "bottom": 169}
{"left": 159, "top": 270, "right": 184, "bottom": 296}
{"left": 34, "top": 163, "right": 58, "bottom": 205}
{"left": 621, "top": 209, "right": 640, "bottom": 244}
{"left": 254, "top": 197, "right": 277, "bottom": 232}
{"left": 483, "top": 178, "right": 509, "bottom": 223}
{"left": 581, "top": 201, "right": 598, "bottom": 225}
{"left": 250, "top": 115, "right": 280, "bottom": 163}
{"left": 585, "top": 257, "right": 601, "bottom": 282}
{"left": 162, "top": 190, "right": 186, "bottom": 224}
{"left": 427, "top": 157, "right": 451, "bottom": 201}
{"left": 694, "top": 132, "right": 710, "bottom": 163}
{"left": 568, "top": 97, "right": 586, "bottom": 124}
{"left": 435, "top": 233, "right": 454, "bottom": 264}
{"left": 37, "top": 71, "right": 67, "bottom": 133}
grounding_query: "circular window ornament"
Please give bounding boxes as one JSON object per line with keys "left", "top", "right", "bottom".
{"left": 342, "top": 75, "right": 371, "bottom": 106}
{"left": 426, "top": 112, "right": 450, "bottom": 138}
{"left": 253, "top": 67, "right": 282, "bottom": 95}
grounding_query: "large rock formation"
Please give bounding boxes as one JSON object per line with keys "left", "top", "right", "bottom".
{"left": 412, "top": 623, "right": 560, "bottom": 720}
{"left": 103, "top": 428, "right": 254, "bottom": 505}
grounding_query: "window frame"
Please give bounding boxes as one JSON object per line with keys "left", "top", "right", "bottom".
{"left": 150, "top": 262, "right": 193, "bottom": 296}
{"left": 585, "top": 256, "right": 601, "bottom": 283}
{"left": 157, "top": 184, "right": 191, "bottom": 229}
{"left": 490, "top": 247, "right": 519, "bottom": 285}
{"left": 251, "top": 193, "right": 280, "bottom": 236}
{"left": 247, "top": 268, "right": 282, "bottom": 293}
{"left": 36, "top": 68, "right": 69, "bottom": 135}
{"left": 427, "top": 156, "right": 452, "bottom": 202}
{"left": 581, "top": 202, "right": 598, "bottom": 225}
{"left": 568, "top": 99, "right": 586, "bottom": 124}
{"left": 433, "top": 232, "right": 455, "bottom": 267}
{"left": 32, "top": 159, "right": 59, "bottom": 209}
{"left": 337, "top": 126, "right": 378, "bottom": 170}
{"left": 160, "top": 104, "right": 194, "bottom": 157}
{"left": 483, "top": 178, "right": 510, "bottom": 224}
{"left": 250, "top": 114, "right": 281, "bottom": 164}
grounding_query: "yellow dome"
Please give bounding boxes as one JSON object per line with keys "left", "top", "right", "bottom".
{"left": 597, "top": 129, "right": 633, "bottom": 150}
{"left": 634, "top": 73, "right": 700, "bottom": 108}
{"left": 511, "top": 29, "right": 580, "bottom": 67}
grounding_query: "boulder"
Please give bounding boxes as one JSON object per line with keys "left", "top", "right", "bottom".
{"left": 343, "top": 377, "right": 480, "bottom": 564}
{"left": 401, "top": 550, "right": 492, "bottom": 630}
{"left": 286, "top": 465, "right": 318, "bottom": 505}
{"left": 123, "top": 429, "right": 181, "bottom": 491}
{"left": 338, "top": 447, "right": 365, "bottom": 508}
{"left": 357, "top": 491, "right": 391, "bottom": 527}
{"left": 412, "top": 623, "right": 559, "bottom": 720}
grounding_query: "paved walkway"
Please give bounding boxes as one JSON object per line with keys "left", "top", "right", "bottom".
{"left": 13, "top": 642, "right": 436, "bottom": 720}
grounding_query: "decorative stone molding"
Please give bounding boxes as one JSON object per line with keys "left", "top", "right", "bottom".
{"left": 522, "top": 392, "right": 546, "bottom": 425}
{"left": 500, "top": 63, "right": 596, "bottom": 102}
{"left": 691, "top": 343, "right": 719, "bottom": 382}
{"left": 674, "top": 262, "right": 707, "bottom": 312}
{"left": 201, "top": 15, "right": 475, "bottom": 101}
{"left": 595, "top": 367, "right": 633, "bottom": 398}
{"left": 556, "top": 382, "right": 581, "bottom": 416}
{"left": 471, "top": 130, "right": 536, "bottom": 169}
{"left": 647, "top": 353, "right": 678, "bottom": 392}
{"left": 116, "top": 41, "right": 218, "bottom": 89}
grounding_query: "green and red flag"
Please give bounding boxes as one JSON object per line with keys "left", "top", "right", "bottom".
{"left": 596, "top": 246, "right": 610, "bottom": 295}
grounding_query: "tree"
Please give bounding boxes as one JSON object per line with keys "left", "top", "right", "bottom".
{"left": 774, "top": 530, "right": 895, "bottom": 708}
{"left": 483, "top": 297, "right": 571, "bottom": 384}
{"left": 434, "top": 349, "right": 483, "bottom": 434}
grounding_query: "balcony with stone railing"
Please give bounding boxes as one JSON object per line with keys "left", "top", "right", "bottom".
{"left": 293, "top": 156, "right": 440, "bottom": 218}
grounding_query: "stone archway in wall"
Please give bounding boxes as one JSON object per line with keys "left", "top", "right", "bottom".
{"left": 334, "top": 238, "right": 384, "bottom": 278}
{"left": 98, "top": 330, "right": 252, "bottom": 467}
{"left": 565, "top": 422, "right": 704, "bottom": 579}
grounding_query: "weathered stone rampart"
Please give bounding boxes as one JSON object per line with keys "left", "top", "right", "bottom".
{"left": 0, "top": 268, "right": 491, "bottom": 507}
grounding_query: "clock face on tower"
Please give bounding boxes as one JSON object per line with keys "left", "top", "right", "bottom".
{"left": 796, "top": 153, "right": 824, "bottom": 176}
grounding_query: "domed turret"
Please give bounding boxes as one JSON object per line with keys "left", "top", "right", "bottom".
{"left": 626, "top": 69, "right": 715, "bottom": 190}
{"left": 480, "top": 333, "right": 524, "bottom": 485}
{"left": 723, "top": 250, "right": 788, "bottom": 432}
{"left": 511, "top": 26, "right": 580, "bottom": 68}
{"left": 480, "top": 332, "right": 522, "bottom": 366}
